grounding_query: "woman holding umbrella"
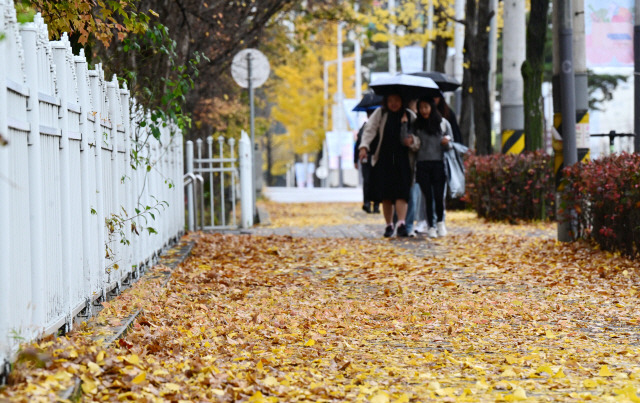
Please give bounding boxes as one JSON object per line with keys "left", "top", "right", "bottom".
{"left": 357, "top": 93, "right": 420, "bottom": 237}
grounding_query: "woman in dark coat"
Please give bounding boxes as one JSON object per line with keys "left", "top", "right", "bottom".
{"left": 354, "top": 109, "right": 381, "bottom": 213}
{"left": 357, "top": 94, "right": 420, "bottom": 237}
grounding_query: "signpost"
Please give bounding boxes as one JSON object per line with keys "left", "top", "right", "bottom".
{"left": 231, "top": 49, "right": 270, "bottom": 220}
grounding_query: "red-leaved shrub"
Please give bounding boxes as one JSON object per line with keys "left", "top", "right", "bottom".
{"left": 464, "top": 151, "right": 556, "bottom": 222}
{"left": 560, "top": 152, "right": 640, "bottom": 257}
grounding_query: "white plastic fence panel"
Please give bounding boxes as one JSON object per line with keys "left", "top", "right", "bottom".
{"left": 0, "top": 0, "right": 185, "bottom": 377}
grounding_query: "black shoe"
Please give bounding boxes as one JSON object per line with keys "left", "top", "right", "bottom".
{"left": 383, "top": 225, "right": 394, "bottom": 237}
{"left": 362, "top": 203, "right": 372, "bottom": 213}
{"left": 396, "top": 223, "right": 409, "bottom": 237}
{"left": 372, "top": 204, "right": 380, "bottom": 214}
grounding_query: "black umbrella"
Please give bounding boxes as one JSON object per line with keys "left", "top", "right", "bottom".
{"left": 352, "top": 92, "right": 384, "bottom": 112}
{"left": 369, "top": 74, "right": 441, "bottom": 100}
{"left": 409, "top": 71, "right": 460, "bottom": 92}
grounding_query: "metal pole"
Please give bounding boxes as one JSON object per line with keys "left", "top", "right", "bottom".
{"left": 186, "top": 141, "right": 195, "bottom": 231}
{"left": 388, "top": 0, "right": 397, "bottom": 74}
{"left": 324, "top": 61, "right": 329, "bottom": 131}
{"left": 559, "top": 0, "right": 577, "bottom": 167}
{"left": 488, "top": 0, "right": 498, "bottom": 129}
{"left": 500, "top": 0, "right": 526, "bottom": 153}
{"left": 337, "top": 22, "right": 344, "bottom": 130}
{"left": 247, "top": 53, "right": 256, "bottom": 220}
{"left": 556, "top": 0, "right": 577, "bottom": 242}
{"left": 425, "top": 0, "right": 434, "bottom": 71}
{"left": 635, "top": 0, "right": 640, "bottom": 153}
{"left": 573, "top": 0, "right": 589, "bottom": 158}
{"left": 354, "top": 2, "right": 362, "bottom": 101}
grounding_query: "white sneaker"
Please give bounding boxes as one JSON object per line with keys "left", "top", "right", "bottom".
{"left": 437, "top": 222, "right": 447, "bottom": 237}
{"left": 427, "top": 227, "right": 438, "bottom": 238}
{"left": 408, "top": 229, "right": 416, "bottom": 237}
{"left": 415, "top": 220, "right": 428, "bottom": 233}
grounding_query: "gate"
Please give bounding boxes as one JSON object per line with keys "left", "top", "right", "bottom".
{"left": 184, "top": 132, "right": 253, "bottom": 231}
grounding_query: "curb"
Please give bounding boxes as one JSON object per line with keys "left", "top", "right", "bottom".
{"left": 58, "top": 238, "right": 194, "bottom": 401}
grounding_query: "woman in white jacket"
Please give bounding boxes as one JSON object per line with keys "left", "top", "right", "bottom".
{"left": 357, "top": 94, "right": 420, "bottom": 237}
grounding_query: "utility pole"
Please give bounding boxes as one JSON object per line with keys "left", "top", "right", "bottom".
{"left": 488, "top": 0, "right": 499, "bottom": 135}
{"left": 635, "top": 0, "right": 640, "bottom": 153}
{"left": 425, "top": 0, "right": 434, "bottom": 71}
{"left": 354, "top": 4, "right": 362, "bottom": 101}
{"left": 553, "top": 0, "right": 578, "bottom": 242}
{"left": 573, "top": 0, "right": 589, "bottom": 161}
{"left": 337, "top": 22, "right": 345, "bottom": 187}
{"left": 500, "top": 0, "right": 526, "bottom": 154}
{"left": 388, "top": 0, "right": 397, "bottom": 74}
{"left": 337, "top": 21, "right": 344, "bottom": 130}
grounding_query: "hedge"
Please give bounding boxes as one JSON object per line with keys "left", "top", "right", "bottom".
{"left": 560, "top": 152, "right": 640, "bottom": 258}
{"left": 464, "top": 151, "right": 556, "bottom": 222}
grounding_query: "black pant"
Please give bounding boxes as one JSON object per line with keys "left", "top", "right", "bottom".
{"left": 416, "top": 160, "right": 446, "bottom": 227}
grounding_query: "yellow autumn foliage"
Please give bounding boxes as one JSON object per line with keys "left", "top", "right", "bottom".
{"left": 268, "top": 22, "right": 357, "bottom": 176}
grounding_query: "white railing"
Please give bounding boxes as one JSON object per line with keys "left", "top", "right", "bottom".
{"left": 184, "top": 130, "right": 254, "bottom": 231}
{"left": 0, "top": 1, "right": 184, "bottom": 379}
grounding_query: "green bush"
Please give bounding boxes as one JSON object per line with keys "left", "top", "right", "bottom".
{"left": 464, "top": 151, "right": 556, "bottom": 222}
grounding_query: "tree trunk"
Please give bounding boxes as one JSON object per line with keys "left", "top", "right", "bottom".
{"left": 460, "top": 52, "right": 474, "bottom": 147}
{"left": 462, "top": 0, "right": 494, "bottom": 155}
{"left": 522, "top": 0, "right": 549, "bottom": 151}
{"left": 433, "top": 35, "right": 448, "bottom": 73}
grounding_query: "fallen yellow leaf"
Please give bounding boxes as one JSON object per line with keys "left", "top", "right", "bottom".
{"left": 263, "top": 376, "right": 278, "bottom": 387}
{"left": 370, "top": 391, "right": 390, "bottom": 403}
{"left": 81, "top": 378, "right": 97, "bottom": 394}
{"left": 125, "top": 354, "right": 140, "bottom": 365}
{"left": 132, "top": 371, "right": 146, "bottom": 384}
{"left": 599, "top": 365, "right": 614, "bottom": 377}
{"left": 304, "top": 338, "right": 316, "bottom": 347}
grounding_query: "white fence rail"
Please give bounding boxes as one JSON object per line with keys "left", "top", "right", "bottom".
{"left": 0, "top": 2, "right": 184, "bottom": 378}
{"left": 184, "top": 131, "right": 254, "bottom": 231}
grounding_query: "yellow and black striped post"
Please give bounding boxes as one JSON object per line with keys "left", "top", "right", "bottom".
{"left": 501, "top": 129, "right": 525, "bottom": 154}
{"left": 553, "top": 112, "right": 590, "bottom": 190}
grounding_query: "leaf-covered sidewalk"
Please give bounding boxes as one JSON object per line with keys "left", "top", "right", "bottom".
{"left": 2, "top": 205, "right": 640, "bottom": 402}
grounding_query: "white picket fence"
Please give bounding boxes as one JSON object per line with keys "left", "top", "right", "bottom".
{"left": 0, "top": 2, "right": 184, "bottom": 377}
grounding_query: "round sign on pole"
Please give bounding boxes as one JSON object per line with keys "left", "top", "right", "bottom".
{"left": 231, "top": 49, "right": 270, "bottom": 88}
{"left": 315, "top": 166, "right": 328, "bottom": 180}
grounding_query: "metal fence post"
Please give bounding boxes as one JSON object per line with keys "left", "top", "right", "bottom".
{"left": 186, "top": 140, "right": 195, "bottom": 231}
{"left": 239, "top": 131, "right": 253, "bottom": 228}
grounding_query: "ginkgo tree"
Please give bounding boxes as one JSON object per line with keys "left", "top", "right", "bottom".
{"left": 267, "top": 21, "right": 357, "bottom": 177}
{"left": 357, "top": 0, "right": 455, "bottom": 71}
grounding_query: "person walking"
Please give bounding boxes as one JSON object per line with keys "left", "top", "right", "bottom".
{"left": 433, "top": 92, "right": 462, "bottom": 144}
{"left": 354, "top": 109, "right": 381, "bottom": 214}
{"left": 358, "top": 93, "right": 419, "bottom": 237}
{"left": 408, "top": 97, "right": 453, "bottom": 238}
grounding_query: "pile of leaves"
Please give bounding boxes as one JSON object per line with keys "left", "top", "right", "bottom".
{"left": 465, "top": 151, "right": 556, "bottom": 222}
{"left": 561, "top": 152, "right": 640, "bottom": 258}
{"left": 2, "top": 210, "right": 640, "bottom": 401}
